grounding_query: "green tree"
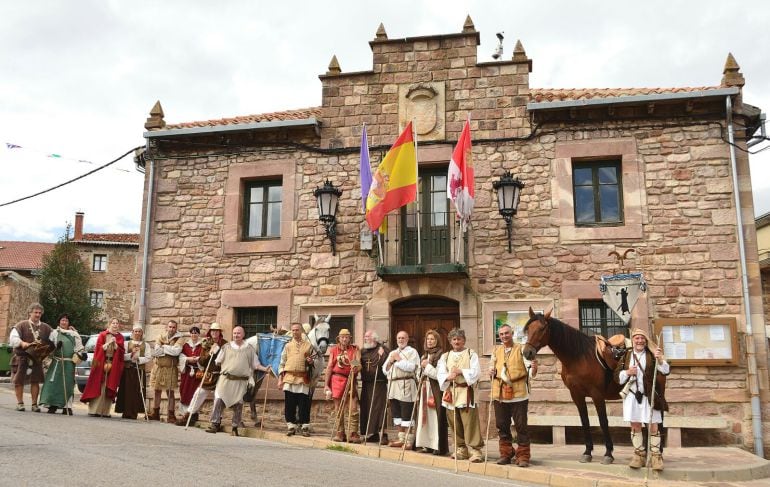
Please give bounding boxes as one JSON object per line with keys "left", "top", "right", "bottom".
{"left": 39, "top": 227, "right": 99, "bottom": 336}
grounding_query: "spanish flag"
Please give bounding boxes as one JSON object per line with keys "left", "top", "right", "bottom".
{"left": 365, "top": 122, "right": 417, "bottom": 231}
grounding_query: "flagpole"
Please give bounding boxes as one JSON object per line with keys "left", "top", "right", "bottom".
{"left": 413, "top": 120, "right": 421, "bottom": 265}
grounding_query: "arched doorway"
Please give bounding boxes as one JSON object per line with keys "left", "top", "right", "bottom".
{"left": 391, "top": 296, "right": 459, "bottom": 356}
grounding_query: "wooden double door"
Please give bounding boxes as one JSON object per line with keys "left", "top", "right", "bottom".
{"left": 390, "top": 297, "right": 459, "bottom": 357}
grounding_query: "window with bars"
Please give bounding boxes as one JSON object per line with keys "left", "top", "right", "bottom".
{"left": 236, "top": 307, "right": 278, "bottom": 337}
{"left": 93, "top": 254, "right": 107, "bottom": 271}
{"left": 89, "top": 290, "right": 104, "bottom": 308}
{"left": 578, "top": 300, "right": 628, "bottom": 337}
{"left": 243, "top": 180, "right": 282, "bottom": 239}
{"left": 323, "top": 315, "right": 355, "bottom": 343}
{"left": 572, "top": 160, "right": 623, "bottom": 226}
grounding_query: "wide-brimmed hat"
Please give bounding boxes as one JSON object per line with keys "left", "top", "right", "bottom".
{"left": 132, "top": 324, "right": 143, "bottom": 331}
{"left": 337, "top": 328, "right": 351, "bottom": 337}
{"left": 209, "top": 322, "right": 223, "bottom": 331}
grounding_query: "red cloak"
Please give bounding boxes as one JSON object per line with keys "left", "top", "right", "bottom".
{"left": 81, "top": 330, "right": 125, "bottom": 403}
{"left": 179, "top": 340, "right": 203, "bottom": 405}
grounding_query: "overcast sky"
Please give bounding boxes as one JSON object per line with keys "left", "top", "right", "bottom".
{"left": 2, "top": 0, "right": 769, "bottom": 242}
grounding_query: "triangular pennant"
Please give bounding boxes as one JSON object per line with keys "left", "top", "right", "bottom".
{"left": 599, "top": 273, "right": 647, "bottom": 324}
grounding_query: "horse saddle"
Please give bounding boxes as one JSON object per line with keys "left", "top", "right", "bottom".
{"left": 595, "top": 335, "right": 629, "bottom": 371}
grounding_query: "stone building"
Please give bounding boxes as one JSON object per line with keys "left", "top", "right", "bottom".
{"left": 138, "top": 18, "right": 769, "bottom": 453}
{"left": 758, "top": 212, "right": 770, "bottom": 336}
{"left": 0, "top": 240, "right": 54, "bottom": 340}
{"left": 71, "top": 212, "right": 139, "bottom": 326}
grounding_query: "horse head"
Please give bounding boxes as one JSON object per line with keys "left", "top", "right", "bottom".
{"left": 309, "top": 313, "right": 331, "bottom": 354}
{"left": 523, "top": 307, "right": 551, "bottom": 360}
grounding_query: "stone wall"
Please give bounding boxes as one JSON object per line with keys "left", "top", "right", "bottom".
{"left": 0, "top": 271, "right": 41, "bottom": 341}
{"left": 78, "top": 244, "right": 138, "bottom": 326}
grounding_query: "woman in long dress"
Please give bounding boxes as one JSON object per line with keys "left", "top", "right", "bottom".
{"left": 414, "top": 330, "right": 449, "bottom": 455}
{"left": 81, "top": 318, "right": 125, "bottom": 417}
{"left": 176, "top": 326, "right": 203, "bottom": 424}
{"left": 40, "top": 314, "right": 85, "bottom": 415}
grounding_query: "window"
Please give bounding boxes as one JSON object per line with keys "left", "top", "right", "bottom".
{"left": 572, "top": 160, "right": 623, "bottom": 225}
{"left": 236, "top": 307, "right": 277, "bottom": 337}
{"left": 93, "top": 254, "right": 107, "bottom": 271}
{"left": 578, "top": 300, "right": 627, "bottom": 337}
{"left": 324, "top": 315, "right": 355, "bottom": 342}
{"left": 243, "top": 180, "right": 282, "bottom": 239}
{"left": 90, "top": 291, "right": 104, "bottom": 308}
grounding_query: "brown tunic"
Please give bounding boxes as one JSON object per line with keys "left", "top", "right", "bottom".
{"left": 11, "top": 320, "right": 53, "bottom": 385}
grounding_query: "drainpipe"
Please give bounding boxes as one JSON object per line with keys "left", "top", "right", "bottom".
{"left": 726, "top": 95, "right": 764, "bottom": 457}
{"left": 138, "top": 139, "right": 155, "bottom": 330}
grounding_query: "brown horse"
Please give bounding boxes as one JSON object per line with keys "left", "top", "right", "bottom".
{"left": 523, "top": 308, "right": 625, "bottom": 464}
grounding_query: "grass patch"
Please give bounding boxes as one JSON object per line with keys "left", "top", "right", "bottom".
{"left": 326, "top": 444, "right": 357, "bottom": 454}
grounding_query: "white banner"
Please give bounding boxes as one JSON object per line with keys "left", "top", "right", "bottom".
{"left": 600, "top": 273, "right": 647, "bottom": 324}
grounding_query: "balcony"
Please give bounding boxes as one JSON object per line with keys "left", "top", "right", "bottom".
{"left": 373, "top": 210, "right": 469, "bottom": 280}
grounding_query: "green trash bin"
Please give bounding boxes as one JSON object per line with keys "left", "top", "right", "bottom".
{"left": 0, "top": 344, "right": 12, "bottom": 376}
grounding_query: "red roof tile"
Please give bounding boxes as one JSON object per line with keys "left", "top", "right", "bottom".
{"left": 0, "top": 241, "right": 55, "bottom": 271}
{"left": 76, "top": 233, "right": 139, "bottom": 245}
{"left": 166, "top": 107, "right": 322, "bottom": 130}
{"left": 529, "top": 86, "right": 721, "bottom": 103}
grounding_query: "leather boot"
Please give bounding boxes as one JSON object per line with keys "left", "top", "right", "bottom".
{"left": 650, "top": 432, "right": 664, "bottom": 471}
{"left": 176, "top": 413, "right": 190, "bottom": 426}
{"left": 515, "top": 443, "right": 531, "bottom": 467}
{"left": 300, "top": 424, "right": 311, "bottom": 437}
{"left": 389, "top": 431, "right": 405, "bottom": 448}
{"left": 231, "top": 427, "right": 240, "bottom": 437}
{"left": 497, "top": 439, "right": 514, "bottom": 465}
{"left": 629, "top": 431, "right": 646, "bottom": 469}
{"left": 405, "top": 433, "right": 415, "bottom": 449}
{"left": 287, "top": 423, "right": 297, "bottom": 436}
{"left": 166, "top": 410, "right": 177, "bottom": 424}
{"left": 469, "top": 447, "right": 484, "bottom": 463}
{"left": 189, "top": 413, "right": 199, "bottom": 426}
{"left": 379, "top": 433, "right": 389, "bottom": 446}
{"left": 332, "top": 432, "right": 346, "bottom": 442}
{"left": 348, "top": 433, "right": 363, "bottom": 444}
{"left": 148, "top": 408, "right": 161, "bottom": 421}
{"left": 206, "top": 423, "right": 220, "bottom": 434}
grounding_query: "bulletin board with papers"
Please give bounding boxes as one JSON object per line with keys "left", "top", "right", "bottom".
{"left": 652, "top": 317, "right": 738, "bottom": 366}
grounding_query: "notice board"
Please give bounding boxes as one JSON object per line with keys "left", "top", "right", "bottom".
{"left": 652, "top": 317, "right": 738, "bottom": 366}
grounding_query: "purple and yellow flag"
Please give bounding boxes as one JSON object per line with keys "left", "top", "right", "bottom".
{"left": 365, "top": 122, "right": 417, "bottom": 231}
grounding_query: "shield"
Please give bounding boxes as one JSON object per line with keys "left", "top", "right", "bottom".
{"left": 600, "top": 272, "right": 647, "bottom": 324}
{"left": 257, "top": 333, "right": 290, "bottom": 376}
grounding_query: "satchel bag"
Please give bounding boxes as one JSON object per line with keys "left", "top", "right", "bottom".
{"left": 442, "top": 388, "right": 453, "bottom": 404}
{"left": 426, "top": 387, "right": 436, "bottom": 408}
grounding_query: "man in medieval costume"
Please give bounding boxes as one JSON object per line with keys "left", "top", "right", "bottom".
{"left": 115, "top": 325, "right": 152, "bottom": 419}
{"left": 437, "top": 328, "right": 484, "bottom": 463}
{"left": 9, "top": 302, "right": 54, "bottom": 412}
{"left": 184, "top": 323, "right": 227, "bottom": 428}
{"left": 489, "top": 324, "right": 538, "bottom": 467}
{"left": 383, "top": 330, "right": 420, "bottom": 448}
{"left": 148, "top": 319, "right": 183, "bottom": 422}
{"left": 614, "top": 328, "right": 670, "bottom": 471}
{"left": 206, "top": 326, "right": 269, "bottom": 436}
{"left": 176, "top": 326, "right": 203, "bottom": 424}
{"left": 81, "top": 318, "right": 125, "bottom": 417}
{"left": 324, "top": 329, "right": 362, "bottom": 443}
{"left": 278, "top": 323, "right": 315, "bottom": 437}
{"left": 40, "top": 314, "right": 86, "bottom": 415}
{"left": 360, "top": 330, "right": 390, "bottom": 444}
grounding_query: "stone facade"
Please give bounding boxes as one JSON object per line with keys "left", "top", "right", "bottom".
{"left": 0, "top": 271, "right": 40, "bottom": 341}
{"left": 72, "top": 213, "right": 139, "bottom": 326}
{"left": 139, "top": 20, "right": 769, "bottom": 454}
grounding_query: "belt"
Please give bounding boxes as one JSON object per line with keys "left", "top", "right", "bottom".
{"left": 53, "top": 356, "right": 74, "bottom": 363}
{"left": 223, "top": 373, "right": 249, "bottom": 380}
{"left": 391, "top": 377, "right": 415, "bottom": 381}
{"left": 452, "top": 383, "right": 469, "bottom": 388}
{"left": 333, "top": 372, "right": 351, "bottom": 378}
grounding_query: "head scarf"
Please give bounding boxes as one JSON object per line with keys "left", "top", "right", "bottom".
{"left": 422, "top": 330, "right": 444, "bottom": 365}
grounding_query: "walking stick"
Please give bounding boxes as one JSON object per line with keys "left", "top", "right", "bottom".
{"left": 483, "top": 387, "right": 494, "bottom": 472}
{"left": 260, "top": 370, "right": 271, "bottom": 432}
{"left": 136, "top": 363, "right": 148, "bottom": 421}
{"left": 452, "top": 382, "right": 458, "bottom": 474}
{"left": 364, "top": 361, "right": 380, "bottom": 438}
{"left": 330, "top": 373, "right": 352, "bottom": 440}
{"left": 399, "top": 375, "right": 424, "bottom": 461}
{"left": 59, "top": 348, "right": 70, "bottom": 416}
{"left": 644, "top": 334, "right": 662, "bottom": 485}
{"left": 345, "top": 369, "right": 357, "bottom": 441}
{"left": 185, "top": 346, "right": 216, "bottom": 430}
{"left": 377, "top": 367, "right": 396, "bottom": 456}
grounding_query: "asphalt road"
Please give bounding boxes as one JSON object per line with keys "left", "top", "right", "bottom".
{"left": 0, "top": 383, "right": 536, "bottom": 487}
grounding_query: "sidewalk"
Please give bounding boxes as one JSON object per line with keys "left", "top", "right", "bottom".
{"left": 210, "top": 422, "right": 770, "bottom": 487}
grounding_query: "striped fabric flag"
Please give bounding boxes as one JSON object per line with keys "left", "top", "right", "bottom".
{"left": 360, "top": 125, "right": 372, "bottom": 212}
{"left": 447, "top": 119, "right": 475, "bottom": 231}
{"left": 5, "top": 143, "right": 22, "bottom": 149}
{"left": 365, "top": 122, "right": 417, "bottom": 231}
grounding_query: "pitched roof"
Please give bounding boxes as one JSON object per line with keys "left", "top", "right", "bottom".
{"left": 529, "top": 86, "right": 721, "bottom": 103}
{"left": 166, "top": 107, "right": 322, "bottom": 130}
{"left": 0, "top": 241, "right": 55, "bottom": 271}
{"left": 75, "top": 233, "right": 140, "bottom": 246}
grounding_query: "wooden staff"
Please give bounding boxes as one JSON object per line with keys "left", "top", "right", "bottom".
{"left": 363, "top": 356, "right": 381, "bottom": 439}
{"left": 345, "top": 368, "right": 357, "bottom": 441}
{"left": 185, "top": 344, "right": 216, "bottom": 430}
{"left": 453, "top": 382, "right": 458, "bottom": 474}
{"left": 59, "top": 344, "right": 70, "bottom": 416}
{"left": 483, "top": 384, "right": 494, "bottom": 472}
{"left": 399, "top": 375, "right": 424, "bottom": 461}
{"left": 260, "top": 370, "right": 271, "bottom": 432}
{"left": 644, "top": 334, "right": 663, "bottom": 484}
{"left": 330, "top": 372, "right": 353, "bottom": 440}
{"left": 377, "top": 367, "right": 396, "bottom": 456}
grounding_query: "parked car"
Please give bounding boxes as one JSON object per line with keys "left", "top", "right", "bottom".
{"left": 75, "top": 332, "right": 132, "bottom": 393}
